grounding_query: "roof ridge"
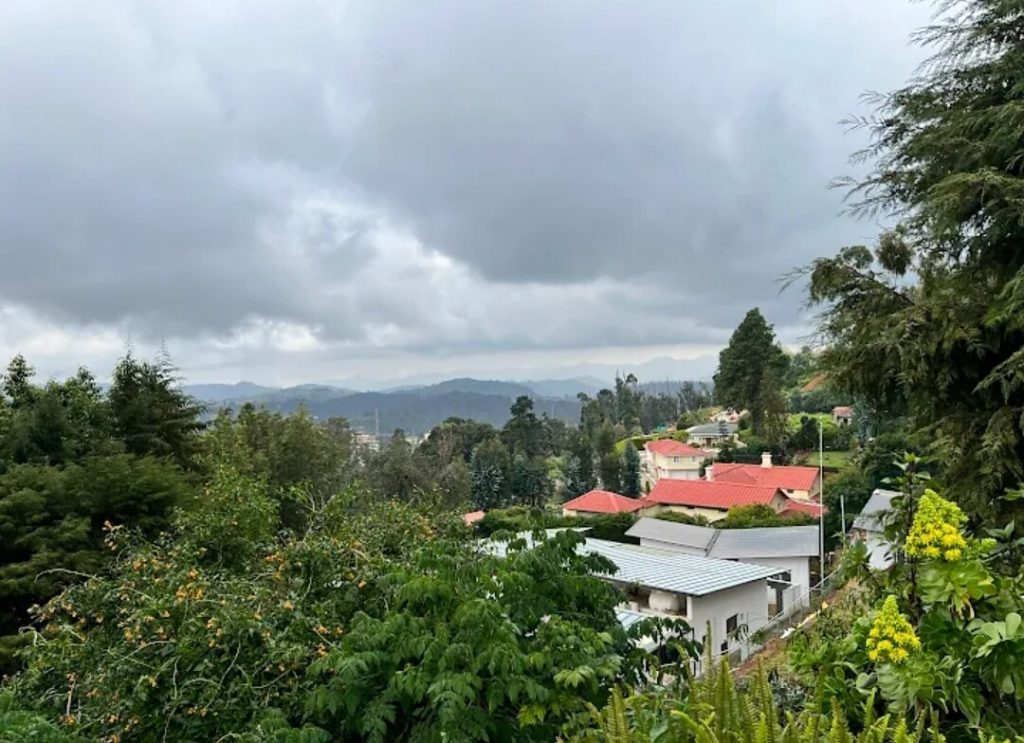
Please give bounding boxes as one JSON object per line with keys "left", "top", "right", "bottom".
{"left": 705, "top": 528, "right": 723, "bottom": 556}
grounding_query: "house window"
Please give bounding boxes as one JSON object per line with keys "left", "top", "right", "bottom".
{"left": 672, "top": 456, "right": 680, "bottom": 463}
{"left": 725, "top": 614, "right": 739, "bottom": 636}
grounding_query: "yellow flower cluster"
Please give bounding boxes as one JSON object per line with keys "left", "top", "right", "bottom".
{"left": 866, "top": 596, "right": 920, "bottom": 664}
{"left": 904, "top": 489, "right": 967, "bottom": 562}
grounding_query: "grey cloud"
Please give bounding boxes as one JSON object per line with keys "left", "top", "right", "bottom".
{"left": 0, "top": 0, "right": 928, "bottom": 371}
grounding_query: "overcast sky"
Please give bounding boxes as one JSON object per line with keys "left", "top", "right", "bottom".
{"left": 0, "top": 0, "right": 929, "bottom": 386}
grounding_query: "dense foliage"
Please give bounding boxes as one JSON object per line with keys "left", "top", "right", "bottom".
{"left": 0, "top": 355, "right": 201, "bottom": 676}
{"left": 713, "top": 308, "right": 789, "bottom": 438}
{"left": 795, "top": 0, "right": 1024, "bottom": 521}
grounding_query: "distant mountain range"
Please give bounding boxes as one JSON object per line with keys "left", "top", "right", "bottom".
{"left": 184, "top": 362, "right": 717, "bottom": 435}
{"left": 185, "top": 378, "right": 588, "bottom": 433}
{"left": 184, "top": 375, "right": 703, "bottom": 434}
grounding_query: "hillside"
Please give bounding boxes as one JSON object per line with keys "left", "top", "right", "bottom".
{"left": 191, "top": 378, "right": 583, "bottom": 432}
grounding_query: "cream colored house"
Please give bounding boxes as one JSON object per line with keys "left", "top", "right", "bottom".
{"left": 642, "top": 439, "right": 705, "bottom": 487}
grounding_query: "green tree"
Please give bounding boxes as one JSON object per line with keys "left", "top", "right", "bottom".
{"left": 713, "top": 308, "right": 789, "bottom": 435}
{"left": 501, "top": 395, "right": 545, "bottom": 457}
{"left": 1, "top": 355, "right": 35, "bottom": 409}
{"left": 598, "top": 452, "right": 622, "bottom": 493}
{"left": 508, "top": 452, "right": 551, "bottom": 507}
{"left": 470, "top": 437, "right": 508, "bottom": 510}
{"left": 621, "top": 442, "right": 641, "bottom": 497}
{"left": 364, "top": 430, "right": 432, "bottom": 503}
{"left": 205, "top": 405, "right": 359, "bottom": 529}
{"left": 0, "top": 455, "right": 192, "bottom": 674}
{"left": 107, "top": 354, "right": 205, "bottom": 469}
{"left": 794, "top": 0, "right": 1024, "bottom": 521}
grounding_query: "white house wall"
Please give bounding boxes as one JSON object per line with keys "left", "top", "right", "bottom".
{"left": 866, "top": 533, "right": 893, "bottom": 569}
{"left": 731, "top": 555, "right": 811, "bottom": 608}
{"left": 688, "top": 579, "right": 770, "bottom": 662}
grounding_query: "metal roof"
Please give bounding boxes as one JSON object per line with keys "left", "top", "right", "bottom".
{"left": 581, "top": 538, "right": 780, "bottom": 596}
{"left": 852, "top": 489, "right": 897, "bottom": 532}
{"left": 687, "top": 422, "right": 738, "bottom": 435}
{"left": 485, "top": 533, "right": 779, "bottom": 595}
{"left": 626, "top": 517, "right": 819, "bottom": 559}
{"left": 615, "top": 608, "right": 650, "bottom": 630}
{"left": 625, "top": 518, "right": 718, "bottom": 551}
{"left": 710, "top": 526, "right": 819, "bottom": 558}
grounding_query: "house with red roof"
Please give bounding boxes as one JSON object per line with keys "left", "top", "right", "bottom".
{"left": 644, "top": 479, "right": 789, "bottom": 522}
{"left": 642, "top": 438, "right": 706, "bottom": 488}
{"left": 562, "top": 489, "right": 649, "bottom": 517}
{"left": 707, "top": 453, "right": 822, "bottom": 501}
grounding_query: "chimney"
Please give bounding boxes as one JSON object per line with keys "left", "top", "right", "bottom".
{"left": 761, "top": 451, "right": 772, "bottom": 469}
{"left": 705, "top": 464, "right": 714, "bottom": 481}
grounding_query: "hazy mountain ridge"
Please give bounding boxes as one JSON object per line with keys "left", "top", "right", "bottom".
{"left": 187, "top": 374, "right": 706, "bottom": 434}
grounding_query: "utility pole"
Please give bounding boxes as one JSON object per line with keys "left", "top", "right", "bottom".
{"left": 818, "top": 419, "right": 825, "bottom": 580}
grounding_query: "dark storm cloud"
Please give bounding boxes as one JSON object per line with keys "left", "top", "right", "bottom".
{"left": 0, "top": 0, "right": 927, "bottom": 368}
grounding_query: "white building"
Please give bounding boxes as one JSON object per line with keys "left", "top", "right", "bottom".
{"left": 488, "top": 532, "right": 776, "bottom": 662}
{"left": 580, "top": 538, "right": 777, "bottom": 662}
{"left": 850, "top": 489, "right": 897, "bottom": 569}
{"left": 626, "top": 518, "right": 818, "bottom": 615}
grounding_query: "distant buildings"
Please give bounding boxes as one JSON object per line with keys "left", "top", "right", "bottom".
{"left": 562, "top": 489, "right": 649, "bottom": 517}
{"left": 707, "top": 453, "right": 822, "bottom": 501}
{"left": 850, "top": 489, "right": 897, "bottom": 569}
{"left": 685, "top": 422, "right": 739, "bottom": 448}
{"left": 832, "top": 406, "right": 854, "bottom": 426}
{"left": 641, "top": 439, "right": 705, "bottom": 487}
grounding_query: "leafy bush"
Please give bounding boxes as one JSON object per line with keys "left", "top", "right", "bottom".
{"left": 786, "top": 463, "right": 1024, "bottom": 737}
{"left": 715, "top": 504, "right": 815, "bottom": 529}
{"left": 5, "top": 476, "right": 659, "bottom": 741}
{"left": 654, "top": 511, "right": 710, "bottom": 527}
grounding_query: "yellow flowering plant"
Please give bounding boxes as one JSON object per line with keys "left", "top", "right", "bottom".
{"left": 904, "top": 489, "right": 967, "bottom": 562}
{"left": 866, "top": 596, "right": 921, "bottom": 665}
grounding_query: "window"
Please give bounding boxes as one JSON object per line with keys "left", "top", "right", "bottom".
{"left": 672, "top": 456, "right": 680, "bottom": 463}
{"left": 725, "top": 614, "right": 739, "bottom": 636}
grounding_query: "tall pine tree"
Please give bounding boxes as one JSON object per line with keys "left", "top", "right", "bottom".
{"left": 713, "top": 308, "right": 788, "bottom": 435}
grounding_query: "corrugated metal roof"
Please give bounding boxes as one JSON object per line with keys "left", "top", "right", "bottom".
{"left": 615, "top": 607, "right": 649, "bottom": 630}
{"left": 710, "top": 526, "right": 819, "bottom": 558}
{"left": 581, "top": 538, "right": 779, "bottom": 596}
{"left": 484, "top": 533, "right": 779, "bottom": 595}
{"left": 625, "top": 518, "right": 718, "bottom": 551}
{"left": 687, "top": 423, "right": 738, "bottom": 435}
{"left": 852, "top": 489, "right": 897, "bottom": 532}
{"left": 626, "top": 517, "right": 819, "bottom": 558}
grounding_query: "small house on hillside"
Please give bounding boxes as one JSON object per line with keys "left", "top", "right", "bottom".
{"left": 832, "top": 406, "right": 854, "bottom": 425}
{"left": 626, "top": 518, "right": 819, "bottom": 613}
{"left": 686, "top": 422, "right": 739, "bottom": 448}
{"left": 707, "top": 453, "right": 822, "bottom": 501}
{"left": 850, "top": 489, "right": 896, "bottom": 569}
{"left": 642, "top": 439, "right": 705, "bottom": 487}
{"left": 562, "top": 489, "right": 647, "bottom": 517}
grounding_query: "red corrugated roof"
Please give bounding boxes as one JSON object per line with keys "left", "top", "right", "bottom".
{"left": 781, "top": 500, "right": 826, "bottom": 517}
{"left": 645, "top": 439, "right": 705, "bottom": 457}
{"left": 564, "top": 489, "right": 648, "bottom": 514}
{"left": 462, "top": 510, "right": 485, "bottom": 525}
{"left": 711, "top": 462, "right": 820, "bottom": 491}
{"left": 646, "top": 480, "right": 781, "bottom": 510}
